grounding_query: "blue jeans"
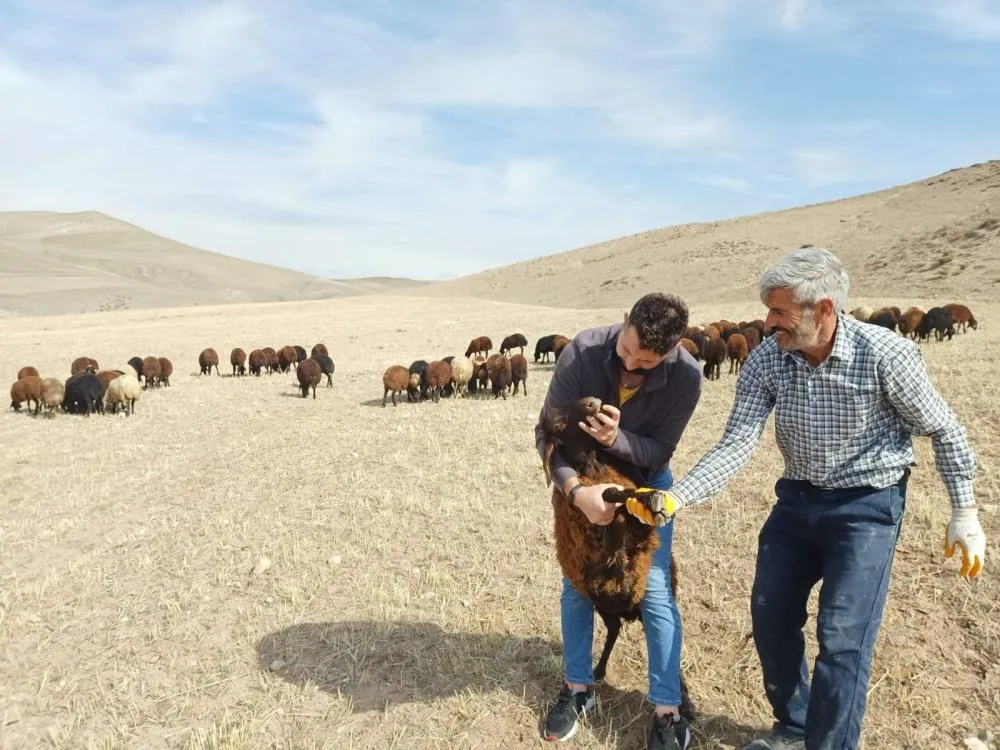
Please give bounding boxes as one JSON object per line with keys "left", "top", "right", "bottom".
{"left": 560, "top": 467, "right": 683, "bottom": 706}
{"left": 752, "top": 474, "right": 908, "bottom": 749}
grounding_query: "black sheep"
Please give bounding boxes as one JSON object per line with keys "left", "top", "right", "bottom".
{"left": 63, "top": 372, "right": 104, "bottom": 415}
{"left": 534, "top": 334, "right": 560, "bottom": 363}
{"left": 313, "top": 353, "right": 335, "bottom": 387}
{"left": 500, "top": 333, "right": 528, "bottom": 356}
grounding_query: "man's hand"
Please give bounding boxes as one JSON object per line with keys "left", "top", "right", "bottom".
{"left": 569, "top": 483, "right": 626, "bottom": 525}
{"left": 578, "top": 404, "right": 620, "bottom": 448}
{"left": 945, "top": 507, "right": 986, "bottom": 579}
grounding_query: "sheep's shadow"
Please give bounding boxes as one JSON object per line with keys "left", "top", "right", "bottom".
{"left": 256, "top": 619, "right": 762, "bottom": 749}
{"left": 358, "top": 397, "right": 422, "bottom": 407}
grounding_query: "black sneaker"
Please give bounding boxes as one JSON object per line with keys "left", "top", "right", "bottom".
{"left": 742, "top": 732, "right": 805, "bottom": 750}
{"left": 648, "top": 712, "right": 691, "bottom": 750}
{"left": 542, "top": 684, "right": 595, "bottom": 741}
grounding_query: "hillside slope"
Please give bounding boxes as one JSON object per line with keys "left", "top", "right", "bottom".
{"left": 418, "top": 160, "right": 1000, "bottom": 309}
{"left": 0, "top": 211, "right": 427, "bottom": 317}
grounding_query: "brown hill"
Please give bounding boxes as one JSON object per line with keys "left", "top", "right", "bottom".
{"left": 419, "top": 160, "right": 1000, "bottom": 309}
{"left": 0, "top": 211, "right": 428, "bottom": 317}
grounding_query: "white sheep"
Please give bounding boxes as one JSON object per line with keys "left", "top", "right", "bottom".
{"left": 40, "top": 378, "right": 65, "bottom": 413}
{"left": 449, "top": 356, "right": 475, "bottom": 397}
{"left": 105, "top": 373, "right": 142, "bottom": 416}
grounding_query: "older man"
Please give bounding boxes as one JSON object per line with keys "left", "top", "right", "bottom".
{"left": 644, "top": 247, "right": 985, "bottom": 750}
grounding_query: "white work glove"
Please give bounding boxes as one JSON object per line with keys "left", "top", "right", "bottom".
{"left": 944, "top": 507, "right": 986, "bottom": 579}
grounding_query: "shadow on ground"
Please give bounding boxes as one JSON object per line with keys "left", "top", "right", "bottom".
{"left": 257, "top": 619, "right": 762, "bottom": 749}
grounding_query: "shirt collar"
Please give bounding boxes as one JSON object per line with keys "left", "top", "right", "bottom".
{"left": 604, "top": 322, "right": 673, "bottom": 390}
{"left": 782, "top": 313, "right": 854, "bottom": 369}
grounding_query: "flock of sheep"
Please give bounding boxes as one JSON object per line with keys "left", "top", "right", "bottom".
{"left": 9, "top": 355, "right": 156, "bottom": 417}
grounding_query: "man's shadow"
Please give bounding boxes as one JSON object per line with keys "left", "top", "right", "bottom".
{"left": 256, "top": 619, "right": 761, "bottom": 749}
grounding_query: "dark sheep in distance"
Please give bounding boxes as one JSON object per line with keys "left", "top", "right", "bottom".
{"left": 63, "top": 372, "right": 104, "bottom": 415}
{"left": 703, "top": 337, "right": 727, "bottom": 381}
{"left": 296, "top": 358, "right": 322, "bottom": 398}
{"left": 311, "top": 343, "right": 328, "bottom": 358}
{"left": 487, "top": 354, "right": 512, "bottom": 399}
{"left": 17, "top": 366, "right": 39, "bottom": 380}
{"left": 898, "top": 307, "right": 924, "bottom": 340}
{"left": 313, "top": 353, "right": 335, "bottom": 387}
{"left": 158, "top": 357, "right": 173, "bottom": 386}
{"left": 741, "top": 327, "right": 761, "bottom": 352}
{"left": 248, "top": 349, "right": 266, "bottom": 377}
{"left": 464, "top": 336, "right": 493, "bottom": 359}
{"left": 262, "top": 347, "right": 278, "bottom": 374}
{"left": 424, "top": 360, "right": 453, "bottom": 403}
{"left": 917, "top": 307, "right": 955, "bottom": 342}
{"left": 141, "top": 356, "right": 161, "bottom": 389}
{"left": 944, "top": 303, "right": 978, "bottom": 333}
{"left": 509, "top": 354, "right": 528, "bottom": 396}
{"left": 534, "top": 334, "right": 561, "bottom": 363}
{"left": 689, "top": 332, "right": 708, "bottom": 360}
{"left": 231, "top": 348, "right": 247, "bottom": 377}
{"left": 382, "top": 365, "right": 410, "bottom": 407}
{"left": 500, "top": 333, "right": 528, "bottom": 356}
{"left": 539, "top": 396, "right": 694, "bottom": 719}
{"left": 199, "top": 348, "right": 221, "bottom": 376}
{"left": 408, "top": 360, "right": 429, "bottom": 402}
{"left": 726, "top": 333, "right": 749, "bottom": 375}
{"left": 868, "top": 310, "right": 897, "bottom": 332}
{"left": 294, "top": 345, "right": 307, "bottom": 363}
{"left": 128, "top": 356, "right": 144, "bottom": 382}
{"left": 552, "top": 335, "right": 571, "bottom": 361}
{"left": 278, "top": 346, "right": 298, "bottom": 373}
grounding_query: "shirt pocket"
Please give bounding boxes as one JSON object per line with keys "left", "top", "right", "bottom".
{"left": 814, "top": 379, "right": 879, "bottom": 443}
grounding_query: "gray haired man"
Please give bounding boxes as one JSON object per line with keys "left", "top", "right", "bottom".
{"left": 652, "top": 247, "right": 985, "bottom": 749}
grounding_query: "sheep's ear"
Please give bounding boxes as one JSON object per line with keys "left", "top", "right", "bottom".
{"left": 542, "top": 442, "right": 556, "bottom": 487}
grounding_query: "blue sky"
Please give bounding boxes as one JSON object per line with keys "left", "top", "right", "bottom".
{"left": 1, "top": 1, "right": 998, "bottom": 280}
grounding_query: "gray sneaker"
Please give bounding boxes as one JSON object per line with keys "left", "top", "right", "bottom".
{"left": 743, "top": 731, "right": 806, "bottom": 750}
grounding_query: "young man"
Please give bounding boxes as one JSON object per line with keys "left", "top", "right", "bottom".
{"left": 534, "top": 292, "right": 702, "bottom": 750}
{"left": 655, "top": 247, "right": 986, "bottom": 749}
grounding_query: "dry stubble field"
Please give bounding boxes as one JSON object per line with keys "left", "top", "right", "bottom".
{"left": 0, "top": 295, "right": 997, "bottom": 750}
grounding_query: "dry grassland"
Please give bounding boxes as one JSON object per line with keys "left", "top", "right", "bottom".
{"left": 0, "top": 295, "right": 997, "bottom": 750}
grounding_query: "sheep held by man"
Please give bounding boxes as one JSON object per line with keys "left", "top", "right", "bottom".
{"left": 106, "top": 372, "right": 142, "bottom": 415}
{"left": 539, "top": 395, "right": 694, "bottom": 718}
{"left": 382, "top": 365, "right": 410, "bottom": 407}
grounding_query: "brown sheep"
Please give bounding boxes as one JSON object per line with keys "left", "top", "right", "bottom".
{"left": 703, "top": 337, "right": 727, "bottom": 381}
{"left": 464, "top": 335, "right": 493, "bottom": 359}
{"left": 539, "top": 395, "right": 694, "bottom": 718}
{"left": 278, "top": 345, "right": 298, "bottom": 373}
{"left": 678, "top": 338, "right": 699, "bottom": 359}
{"left": 509, "top": 354, "right": 528, "bottom": 396}
{"left": 40, "top": 377, "right": 64, "bottom": 412}
{"left": 264, "top": 347, "right": 280, "bottom": 374}
{"left": 741, "top": 326, "right": 761, "bottom": 352}
{"left": 684, "top": 326, "right": 703, "bottom": 338}
{"left": 944, "top": 303, "right": 978, "bottom": 333}
{"left": 70, "top": 357, "right": 99, "bottom": 376}
{"left": 552, "top": 335, "right": 571, "bottom": 361}
{"left": 141, "top": 356, "right": 161, "bottom": 389}
{"left": 248, "top": 349, "right": 266, "bottom": 376}
{"left": 898, "top": 307, "right": 924, "bottom": 340}
{"left": 17, "top": 366, "right": 39, "bottom": 380}
{"left": 703, "top": 325, "right": 721, "bottom": 340}
{"left": 424, "top": 360, "right": 453, "bottom": 403}
{"left": 727, "top": 333, "right": 749, "bottom": 375}
{"left": 10, "top": 375, "right": 44, "bottom": 415}
{"left": 158, "top": 357, "right": 173, "bottom": 386}
{"left": 311, "top": 343, "right": 328, "bottom": 358}
{"left": 96, "top": 369, "right": 123, "bottom": 389}
{"left": 487, "top": 354, "right": 512, "bottom": 399}
{"left": 296, "top": 358, "right": 322, "bottom": 398}
{"left": 231, "top": 347, "right": 247, "bottom": 376}
{"left": 199, "top": 348, "right": 220, "bottom": 376}
{"left": 382, "top": 365, "right": 410, "bottom": 406}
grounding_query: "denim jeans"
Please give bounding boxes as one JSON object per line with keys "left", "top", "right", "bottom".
{"left": 751, "top": 473, "right": 908, "bottom": 750}
{"left": 560, "top": 466, "right": 683, "bottom": 706}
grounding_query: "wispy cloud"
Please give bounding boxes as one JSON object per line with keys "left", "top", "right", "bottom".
{"left": 0, "top": 1, "right": 995, "bottom": 280}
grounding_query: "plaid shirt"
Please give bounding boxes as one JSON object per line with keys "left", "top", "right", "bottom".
{"left": 670, "top": 314, "right": 977, "bottom": 510}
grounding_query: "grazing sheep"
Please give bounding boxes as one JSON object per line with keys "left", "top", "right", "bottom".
{"left": 850, "top": 306, "right": 873, "bottom": 322}
{"left": 10, "top": 375, "right": 43, "bottom": 415}
{"left": 898, "top": 307, "right": 924, "bottom": 339}
{"left": 141, "top": 356, "right": 161, "bottom": 389}
{"left": 231, "top": 348, "right": 247, "bottom": 376}
{"left": 248, "top": 349, "right": 266, "bottom": 376}
{"left": 539, "top": 396, "right": 694, "bottom": 717}
{"left": 128, "top": 356, "right": 144, "bottom": 382}
{"left": 408, "top": 360, "right": 429, "bottom": 402}
{"left": 278, "top": 346, "right": 298, "bottom": 373}
{"left": 264, "top": 347, "right": 280, "bottom": 374}
{"left": 313, "top": 352, "right": 335, "bottom": 387}
{"left": 106, "top": 373, "right": 141, "bottom": 415}
{"left": 721, "top": 326, "right": 741, "bottom": 341}
{"left": 40, "top": 378, "right": 64, "bottom": 413}
{"left": 199, "top": 348, "right": 221, "bottom": 376}
{"left": 96, "top": 369, "right": 124, "bottom": 389}
{"left": 553, "top": 335, "right": 571, "bottom": 361}
{"left": 17, "top": 366, "right": 39, "bottom": 380}
{"left": 382, "top": 365, "right": 410, "bottom": 407}
{"left": 464, "top": 335, "right": 493, "bottom": 359}
{"left": 703, "top": 337, "right": 727, "bottom": 381}
{"left": 867, "top": 309, "right": 897, "bottom": 332}
{"left": 293, "top": 345, "right": 307, "bottom": 363}
{"left": 424, "top": 360, "right": 453, "bottom": 403}
{"left": 678, "top": 338, "right": 699, "bottom": 360}
{"left": 70, "top": 357, "right": 99, "bottom": 376}
{"left": 727, "top": 333, "right": 749, "bottom": 375}
{"left": 449, "top": 356, "right": 475, "bottom": 397}
{"left": 917, "top": 307, "right": 955, "bottom": 342}
{"left": 689, "top": 332, "right": 709, "bottom": 360}
{"left": 944, "top": 303, "right": 978, "bottom": 333}
{"left": 487, "top": 354, "right": 512, "bottom": 399}
{"left": 500, "top": 333, "right": 528, "bottom": 356}
{"left": 311, "top": 343, "right": 328, "bottom": 358}
{"left": 509, "top": 354, "right": 528, "bottom": 396}
{"left": 63, "top": 372, "right": 104, "bottom": 415}
{"left": 534, "top": 334, "right": 561, "bottom": 363}
{"left": 741, "top": 326, "right": 761, "bottom": 352}
{"left": 158, "top": 357, "right": 173, "bottom": 386}
{"left": 296, "top": 357, "right": 322, "bottom": 398}
{"left": 703, "top": 325, "right": 721, "bottom": 340}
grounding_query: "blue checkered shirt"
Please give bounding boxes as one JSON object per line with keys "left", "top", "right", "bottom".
{"left": 670, "top": 314, "right": 977, "bottom": 510}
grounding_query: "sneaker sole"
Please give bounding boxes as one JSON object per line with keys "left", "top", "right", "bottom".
{"left": 541, "top": 696, "right": 595, "bottom": 742}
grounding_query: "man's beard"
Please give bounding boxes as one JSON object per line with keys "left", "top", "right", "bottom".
{"left": 773, "top": 311, "right": 821, "bottom": 351}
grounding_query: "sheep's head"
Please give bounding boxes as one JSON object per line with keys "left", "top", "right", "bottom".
{"left": 540, "top": 396, "right": 604, "bottom": 485}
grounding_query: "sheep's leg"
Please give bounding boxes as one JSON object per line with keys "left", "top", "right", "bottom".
{"left": 593, "top": 610, "right": 622, "bottom": 682}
